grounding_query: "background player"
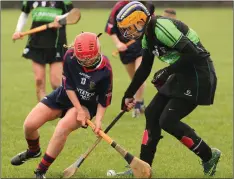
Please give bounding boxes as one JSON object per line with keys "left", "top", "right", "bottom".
{"left": 105, "top": 0, "right": 154, "bottom": 118}
{"left": 12, "top": 1, "right": 74, "bottom": 101}
{"left": 10, "top": 32, "right": 113, "bottom": 178}
{"left": 162, "top": 8, "right": 177, "bottom": 19}
{"left": 116, "top": 1, "right": 221, "bottom": 176}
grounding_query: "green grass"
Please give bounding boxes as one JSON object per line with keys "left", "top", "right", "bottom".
{"left": 1, "top": 8, "right": 233, "bottom": 178}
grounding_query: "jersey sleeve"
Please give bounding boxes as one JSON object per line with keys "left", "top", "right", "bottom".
{"left": 62, "top": 54, "right": 75, "bottom": 90}
{"left": 97, "top": 71, "right": 113, "bottom": 108}
{"left": 62, "top": 0, "right": 74, "bottom": 13}
{"left": 105, "top": 1, "right": 128, "bottom": 35}
{"left": 21, "top": 1, "right": 31, "bottom": 14}
{"left": 155, "top": 19, "right": 189, "bottom": 50}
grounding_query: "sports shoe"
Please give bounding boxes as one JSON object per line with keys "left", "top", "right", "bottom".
{"left": 132, "top": 101, "right": 145, "bottom": 118}
{"left": 117, "top": 169, "right": 133, "bottom": 177}
{"left": 11, "top": 149, "right": 41, "bottom": 166}
{"left": 34, "top": 169, "right": 46, "bottom": 179}
{"left": 202, "top": 148, "right": 221, "bottom": 176}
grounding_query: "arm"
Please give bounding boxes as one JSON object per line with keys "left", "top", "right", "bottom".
{"left": 94, "top": 70, "right": 113, "bottom": 134}
{"left": 105, "top": 2, "right": 128, "bottom": 51}
{"left": 12, "top": 1, "right": 30, "bottom": 40}
{"left": 124, "top": 49, "right": 154, "bottom": 98}
{"left": 93, "top": 104, "right": 107, "bottom": 134}
{"left": 15, "top": 12, "right": 28, "bottom": 32}
{"left": 63, "top": 55, "right": 87, "bottom": 126}
{"left": 66, "top": 90, "right": 82, "bottom": 110}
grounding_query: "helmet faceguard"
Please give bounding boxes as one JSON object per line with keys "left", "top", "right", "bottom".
{"left": 116, "top": 1, "right": 151, "bottom": 39}
{"left": 73, "top": 32, "right": 102, "bottom": 68}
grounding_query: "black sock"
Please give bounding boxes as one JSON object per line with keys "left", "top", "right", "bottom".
{"left": 180, "top": 135, "right": 212, "bottom": 162}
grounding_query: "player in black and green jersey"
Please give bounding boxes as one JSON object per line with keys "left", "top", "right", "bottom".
{"left": 12, "top": 1, "right": 74, "bottom": 102}
{"left": 115, "top": 1, "right": 221, "bottom": 177}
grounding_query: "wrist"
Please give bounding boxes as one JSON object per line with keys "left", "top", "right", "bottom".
{"left": 76, "top": 106, "right": 83, "bottom": 111}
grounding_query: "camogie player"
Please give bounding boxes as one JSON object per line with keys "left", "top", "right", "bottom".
{"left": 105, "top": 0, "right": 155, "bottom": 118}
{"left": 117, "top": 1, "right": 221, "bottom": 177}
{"left": 162, "top": 8, "right": 177, "bottom": 19}
{"left": 10, "top": 32, "right": 113, "bottom": 178}
{"left": 12, "top": 1, "right": 74, "bottom": 101}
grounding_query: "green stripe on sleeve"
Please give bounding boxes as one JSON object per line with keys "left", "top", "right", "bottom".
{"left": 156, "top": 19, "right": 183, "bottom": 48}
{"left": 142, "top": 35, "right": 148, "bottom": 49}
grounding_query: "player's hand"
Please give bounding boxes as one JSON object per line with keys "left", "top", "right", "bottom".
{"left": 12, "top": 32, "right": 23, "bottom": 40}
{"left": 116, "top": 42, "right": 128, "bottom": 52}
{"left": 93, "top": 120, "right": 102, "bottom": 136}
{"left": 53, "top": 16, "right": 62, "bottom": 28}
{"left": 76, "top": 108, "right": 88, "bottom": 127}
{"left": 151, "top": 68, "right": 170, "bottom": 89}
{"left": 121, "top": 97, "right": 135, "bottom": 111}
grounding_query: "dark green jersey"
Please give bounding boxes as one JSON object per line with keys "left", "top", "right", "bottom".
{"left": 142, "top": 16, "right": 209, "bottom": 64}
{"left": 22, "top": 1, "right": 73, "bottom": 48}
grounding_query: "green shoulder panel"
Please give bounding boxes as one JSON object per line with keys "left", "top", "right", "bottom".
{"left": 142, "top": 34, "right": 148, "bottom": 49}
{"left": 63, "top": 0, "right": 72, "bottom": 5}
{"left": 155, "top": 19, "right": 183, "bottom": 48}
{"left": 186, "top": 28, "right": 200, "bottom": 44}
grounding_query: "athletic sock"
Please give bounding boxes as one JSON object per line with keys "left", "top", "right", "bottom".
{"left": 26, "top": 137, "right": 40, "bottom": 156}
{"left": 140, "top": 130, "right": 163, "bottom": 166}
{"left": 180, "top": 136, "right": 212, "bottom": 162}
{"left": 37, "top": 153, "right": 55, "bottom": 173}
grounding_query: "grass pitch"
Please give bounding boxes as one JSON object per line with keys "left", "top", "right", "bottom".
{"left": 1, "top": 7, "right": 233, "bottom": 178}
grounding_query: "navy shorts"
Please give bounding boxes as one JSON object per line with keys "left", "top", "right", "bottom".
{"left": 41, "top": 88, "right": 97, "bottom": 119}
{"left": 22, "top": 44, "right": 66, "bottom": 65}
{"left": 119, "top": 40, "right": 142, "bottom": 65}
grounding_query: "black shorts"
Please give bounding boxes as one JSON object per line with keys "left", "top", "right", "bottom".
{"left": 119, "top": 40, "right": 142, "bottom": 65}
{"left": 22, "top": 44, "right": 66, "bottom": 65}
{"left": 41, "top": 88, "right": 97, "bottom": 119}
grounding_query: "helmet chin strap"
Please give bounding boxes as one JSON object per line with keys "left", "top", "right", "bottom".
{"left": 84, "top": 54, "right": 102, "bottom": 69}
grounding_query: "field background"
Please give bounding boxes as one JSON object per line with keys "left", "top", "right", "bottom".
{"left": 1, "top": 7, "right": 233, "bottom": 178}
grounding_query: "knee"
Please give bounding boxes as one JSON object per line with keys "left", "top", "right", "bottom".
{"left": 54, "top": 120, "right": 75, "bottom": 139}
{"left": 53, "top": 126, "right": 69, "bottom": 140}
{"left": 159, "top": 115, "right": 171, "bottom": 132}
{"left": 23, "top": 120, "right": 36, "bottom": 134}
{"left": 144, "top": 105, "right": 151, "bottom": 119}
{"left": 35, "top": 76, "right": 44, "bottom": 88}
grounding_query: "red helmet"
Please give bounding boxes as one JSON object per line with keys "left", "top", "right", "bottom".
{"left": 74, "top": 32, "right": 101, "bottom": 67}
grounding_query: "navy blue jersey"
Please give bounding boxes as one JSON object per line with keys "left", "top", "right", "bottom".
{"left": 56, "top": 49, "right": 113, "bottom": 109}
{"left": 105, "top": 1, "right": 155, "bottom": 43}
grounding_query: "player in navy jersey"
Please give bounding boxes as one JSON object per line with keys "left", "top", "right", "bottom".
{"left": 10, "top": 32, "right": 113, "bottom": 179}
{"left": 105, "top": 1, "right": 154, "bottom": 118}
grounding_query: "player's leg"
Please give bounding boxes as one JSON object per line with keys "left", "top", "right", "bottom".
{"left": 140, "top": 93, "right": 169, "bottom": 166}
{"left": 47, "top": 46, "right": 64, "bottom": 90}
{"left": 159, "top": 98, "right": 221, "bottom": 176}
{"left": 49, "top": 62, "right": 63, "bottom": 89}
{"left": 32, "top": 61, "right": 46, "bottom": 102}
{"left": 133, "top": 56, "right": 146, "bottom": 115}
{"left": 22, "top": 46, "right": 47, "bottom": 101}
{"left": 34, "top": 107, "right": 90, "bottom": 178}
{"left": 11, "top": 102, "right": 62, "bottom": 166}
{"left": 120, "top": 93, "right": 170, "bottom": 176}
